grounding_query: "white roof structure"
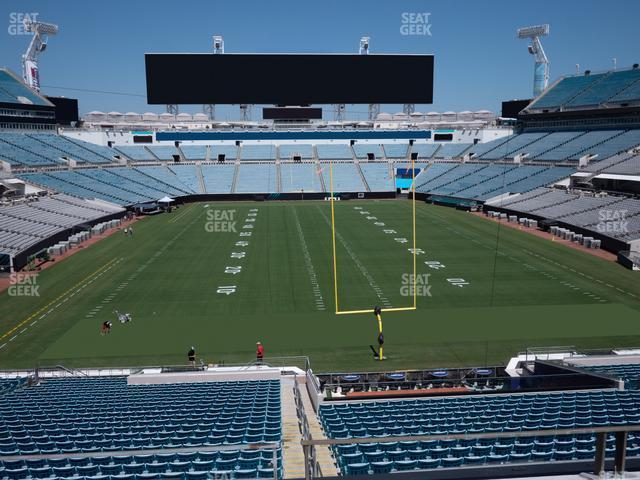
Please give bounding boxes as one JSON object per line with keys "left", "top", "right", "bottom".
{"left": 594, "top": 173, "right": 640, "bottom": 182}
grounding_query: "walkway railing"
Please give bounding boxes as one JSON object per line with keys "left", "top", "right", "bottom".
{"left": 300, "top": 425, "right": 640, "bottom": 479}
{"left": 294, "top": 376, "right": 322, "bottom": 479}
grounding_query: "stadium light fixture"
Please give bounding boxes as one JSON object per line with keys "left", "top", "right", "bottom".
{"left": 517, "top": 24, "right": 550, "bottom": 97}
{"left": 203, "top": 35, "right": 225, "bottom": 120}
{"left": 359, "top": 36, "right": 380, "bottom": 121}
{"left": 213, "top": 35, "right": 224, "bottom": 54}
{"left": 21, "top": 18, "right": 58, "bottom": 92}
{"left": 359, "top": 36, "right": 370, "bottom": 55}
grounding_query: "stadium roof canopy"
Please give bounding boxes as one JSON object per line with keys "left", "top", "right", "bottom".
{"left": 0, "top": 68, "right": 53, "bottom": 107}
{"left": 594, "top": 173, "right": 640, "bottom": 182}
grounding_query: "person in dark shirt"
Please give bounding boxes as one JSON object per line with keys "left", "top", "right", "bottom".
{"left": 100, "top": 320, "right": 112, "bottom": 336}
{"left": 188, "top": 346, "right": 196, "bottom": 367}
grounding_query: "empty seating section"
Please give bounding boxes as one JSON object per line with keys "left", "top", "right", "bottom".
{"left": 235, "top": 164, "right": 277, "bottom": 193}
{"left": 467, "top": 135, "right": 514, "bottom": 158}
{"left": 280, "top": 163, "right": 322, "bottom": 192}
{"left": 26, "top": 134, "right": 112, "bottom": 164}
{"left": 136, "top": 166, "right": 197, "bottom": 194}
{"left": 577, "top": 130, "right": 640, "bottom": 160}
{"left": 0, "top": 133, "right": 62, "bottom": 167}
{"left": 169, "top": 165, "right": 203, "bottom": 194}
{"left": 413, "top": 163, "right": 458, "bottom": 188}
{"left": 359, "top": 164, "right": 394, "bottom": 191}
{"left": 582, "top": 153, "right": 636, "bottom": 173}
{"left": 433, "top": 143, "right": 472, "bottom": 159}
{"left": 416, "top": 164, "right": 488, "bottom": 194}
{"left": 450, "top": 165, "right": 544, "bottom": 200}
{"left": 429, "top": 164, "right": 505, "bottom": 196}
{"left": 536, "top": 130, "right": 623, "bottom": 161}
{"left": 480, "top": 133, "right": 549, "bottom": 160}
{"left": 496, "top": 188, "right": 640, "bottom": 241}
{"left": 410, "top": 144, "right": 439, "bottom": 160}
{"left": 321, "top": 390, "right": 640, "bottom": 475}
{"left": 0, "top": 449, "right": 282, "bottom": 479}
{"left": 579, "top": 364, "right": 640, "bottom": 389}
{"left": 115, "top": 146, "right": 155, "bottom": 162}
{"left": 566, "top": 69, "right": 640, "bottom": 107}
{"left": 609, "top": 79, "right": 640, "bottom": 103}
{"left": 201, "top": 165, "right": 235, "bottom": 194}
{"left": 20, "top": 171, "right": 133, "bottom": 205}
{"left": 531, "top": 73, "right": 606, "bottom": 110}
{"left": 180, "top": 145, "right": 208, "bottom": 160}
{"left": 0, "top": 378, "right": 26, "bottom": 397}
{"left": 0, "top": 194, "right": 123, "bottom": 255}
{"left": 464, "top": 129, "right": 640, "bottom": 163}
{"left": 77, "top": 169, "right": 164, "bottom": 202}
{"left": 65, "top": 137, "right": 120, "bottom": 163}
{"left": 588, "top": 154, "right": 640, "bottom": 175}
{"left": 0, "top": 377, "right": 282, "bottom": 478}
{"left": 489, "top": 167, "right": 573, "bottom": 199}
{"left": 508, "top": 132, "right": 585, "bottom": 159}
{"left": 240, "top": 145, "right": 276, "bottom": 161}
{"left": 495, "top": 187, "right": 557, "bottom": 207}
{"left": 496, "top": 188, "right": 572, "bottom": 212}
{"left": 210, "top": 145, "right": 237, "bottom": 161}
{"left": 316, "top": 144, "right": 353, "bottom": 160}
{"left": 353, "top": 144, "right": 383, "bottom": 160}
{"left": 147, "top": 146, "right": 178, "bottom": 160}
{"left": 111, "top": 167, "right": 192, "bottom": 197}
{"left": 0, "top": 69, "right": 50, "bottom": 106}
{"left": 382, "top": 144, "right": 409, "bottom": 159}
{"left": 278, "top": 144, "right": 313, "bottom": 160}
{"left": 553, "top": 196, "right": 640, "bottom": 233}
{"left": 531, "top": 193, "right": 624, "bottom": 220}
{"left": 320, "top": 163, "right": 365, "bottom": 192}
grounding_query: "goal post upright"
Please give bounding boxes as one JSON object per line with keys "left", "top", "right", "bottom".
{"left": 330, "top": 156, "right": 418, "bottom": 316}
{"left": 330, "top": 162, "right": 340, "bottom": 314}
{"left": 412, "top": 154, "right": 417, "bottom": 309}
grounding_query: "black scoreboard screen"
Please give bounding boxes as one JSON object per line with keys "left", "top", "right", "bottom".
{"left": 145, "top": 53, "right": 434, "bottom": 105}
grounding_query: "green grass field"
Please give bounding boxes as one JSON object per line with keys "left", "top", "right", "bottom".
{"left": 1, "top": 199, "right": 639, "bottom": 372}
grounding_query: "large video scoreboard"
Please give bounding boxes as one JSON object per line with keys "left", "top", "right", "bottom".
{"left": 145, "top": 53, "right": 434, "bottom": 105}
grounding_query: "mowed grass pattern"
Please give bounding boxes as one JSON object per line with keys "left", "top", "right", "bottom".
{"left": 0, "top": 200, "right": 639, "bottom": 371}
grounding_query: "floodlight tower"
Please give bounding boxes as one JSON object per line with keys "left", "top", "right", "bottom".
{"left": 517, "top": 24, "right": 550, "bottom": 97}
{"left": 203, "top": 35, "right": 225, "bottom": 121}
{"left": 360, "top": 36, "right": 380, "bottom": 121}
{"left": 21, "top": 18, "right": 58, "bottom": 92}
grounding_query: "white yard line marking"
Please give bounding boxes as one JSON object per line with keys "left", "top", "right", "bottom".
{"left": 292, "top": 207, "right": 326, "bottom": 311}
{"left": 317, "top": 206, "right": 392, "bottom": 308}
{"left": 0, "top": 257, "right": 124, "bottom": 347}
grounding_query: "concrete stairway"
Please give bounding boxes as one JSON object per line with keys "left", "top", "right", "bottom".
{"left": 281, "top": 377, "right": 338, "bottom": 478}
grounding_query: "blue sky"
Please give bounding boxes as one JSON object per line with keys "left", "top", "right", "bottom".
{"left": 1, "top": 0, "right": 638, "bottom": 119}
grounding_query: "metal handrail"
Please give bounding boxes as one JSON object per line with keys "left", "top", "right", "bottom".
{"left": 1, "top": 356, "right": 312, "bottom": 378}
{"left": 300, "top": 424, "right": 640, "bottom": 447}
{"left": 301, "top": 425, "right": 640, "bottom": 479}
{"left": 294, "top": 376, "right": 323, "bottom": 479}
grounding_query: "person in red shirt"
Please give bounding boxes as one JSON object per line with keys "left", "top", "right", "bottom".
{"left": 256, "top": 341, "right": 264, "bottom": 363}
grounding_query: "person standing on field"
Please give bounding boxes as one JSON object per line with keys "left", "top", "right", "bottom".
{"left": 256, "top": 341, "right": 264, "bottom": 363}
{"left": 188, "top": 346, "right": 196, "bottom": 367}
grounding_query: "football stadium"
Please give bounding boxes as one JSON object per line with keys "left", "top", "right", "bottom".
{"left": 1, "top": 1, "right": 640, "bottom": 479}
